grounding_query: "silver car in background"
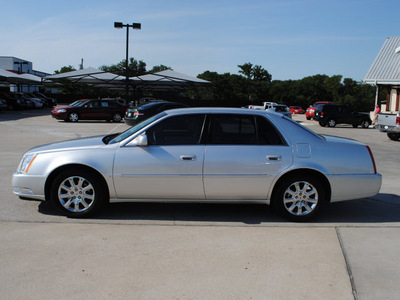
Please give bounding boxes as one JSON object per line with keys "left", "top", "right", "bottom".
{"left": 12, "top": 108, "right": 381, "bottom": 221}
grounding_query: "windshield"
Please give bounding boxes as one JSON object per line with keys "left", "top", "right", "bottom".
{"left": 107, "top": 112, "right": 167, "bottom": 144}
{"left": 70, "top": 100, "right": 89, "bottom": 107}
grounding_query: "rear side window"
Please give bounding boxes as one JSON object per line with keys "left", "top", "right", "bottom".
{"left": 208, "top": 114, "right": 285, "bottom": 145}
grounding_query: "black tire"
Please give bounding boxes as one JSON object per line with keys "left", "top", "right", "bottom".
{"left": 112, "top": 113, "right": 122, "bottom": 123}
{"left": 319, "top": 122, "right": 327, "bottom": 127}
{"left": 306, "top": 116, "right": 311, "bottom": 120}
{"left": 387, "top": 133, "right": 400, "bottom": 141}
{"left": 68, "top": 112, "right": 79, "bottom": 122}
{"left": 50, "top": 168, "right": 107, "bottom": 218}
{"left": 273, "top": 174, "right": 325, "bottom": 222}
{"left": 361, "top": 120, "right": 371, "bottom": 128}
{"left": 327, "top": 119, "right": 336, "bottom": 127}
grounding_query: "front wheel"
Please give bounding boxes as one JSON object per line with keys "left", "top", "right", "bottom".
{"left": 273, "top": 174, "right": 325, "bottom": 222}
{"left": 50, "top": 169, "right": 107, "bottom": 217}
{"left": 68, "top": 112, "right": 79, "bottom": 122}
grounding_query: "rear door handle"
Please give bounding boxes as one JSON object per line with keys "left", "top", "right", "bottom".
{"left": 266, "top": 155, "right": 282, "bottom": 161}
{"left": 180, "top": 155, "right": 196, "bottom": 161}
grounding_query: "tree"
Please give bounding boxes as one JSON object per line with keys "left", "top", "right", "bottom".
{"left": 99, "top": 58, "right": 147, "bottom": 77}
{"left": 54, "top": 65, "right": 76, "bottom": 74}
{"left": 148, "top": 65, "right": 172, "bottom": 73}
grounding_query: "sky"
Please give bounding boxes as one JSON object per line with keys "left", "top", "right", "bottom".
{"left": 1, "top": 0, "right": 399, "bottom": 81}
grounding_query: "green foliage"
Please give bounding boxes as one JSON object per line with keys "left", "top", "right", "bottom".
{"left": 148, "top": 65, "right": 172, "bottom": 73}
{"left": 99, "top": 58, "right": 147, "bottom": 77}
{"left": 54, "top": 65, "right": 76, "bottom": 74}
{"left": 197, "top": 67, "right": 375, "bottom": 111}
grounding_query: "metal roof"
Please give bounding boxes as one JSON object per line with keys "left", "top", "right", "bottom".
{"left": 364, "top": 36, "right": 400, "bottom": 85}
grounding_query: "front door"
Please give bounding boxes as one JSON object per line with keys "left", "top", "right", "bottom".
{"left": 113, "top": 114, "right": 207, "bottom": 199}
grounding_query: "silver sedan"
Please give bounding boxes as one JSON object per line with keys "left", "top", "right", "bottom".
{"left": 12, "top": 108, "right": 382, "bottom": 221}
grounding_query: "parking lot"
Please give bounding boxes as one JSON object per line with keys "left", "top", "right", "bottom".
{"left": 1, "top": 108, "right": 400, "bottom": 299}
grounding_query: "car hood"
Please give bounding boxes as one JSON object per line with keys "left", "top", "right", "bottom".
{"left": 53, "top": 105, "right": 72, "bottom": 110}
{"left": 25, "top": 136, "right": 106, "bottom": 155}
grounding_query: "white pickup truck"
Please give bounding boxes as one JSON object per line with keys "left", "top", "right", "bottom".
{"left": 246, "top": 102, "right": 277, "bottom": 110}
{"left": 376, "top": 113, "right": 400, "bottom": 141}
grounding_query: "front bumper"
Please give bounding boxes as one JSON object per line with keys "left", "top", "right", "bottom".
{"left": 12, "top": 172, "right": 46, "bottom": 201}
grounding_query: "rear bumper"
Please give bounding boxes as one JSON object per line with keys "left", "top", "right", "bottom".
{"left": 328, "top": 173, "right": 382, "bottom": 202}
{"left": 376, "top": 124, "right": 400, "bottom": 133}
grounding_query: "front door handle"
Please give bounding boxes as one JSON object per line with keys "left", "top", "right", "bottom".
{"left": 180, "top": 155, "right": 196, "bottom": 161}
{"left": 266, "top": 155, "right": 282, "bottom": 161}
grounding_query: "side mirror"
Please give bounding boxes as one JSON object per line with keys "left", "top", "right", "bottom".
{"left": 128, "top": 132, "right": 148, "bottom": 147}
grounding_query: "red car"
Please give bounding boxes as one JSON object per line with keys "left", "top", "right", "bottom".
{"left": 289, "top": 106, "right": 305, "bottom": 114}
{"left": 51, "top": 99, "right": 127, "bottom": 122}
{"left": 306, "top": 101, "right": 333, "bottom": 120}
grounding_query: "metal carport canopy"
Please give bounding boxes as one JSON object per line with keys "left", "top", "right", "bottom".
{"left": 0, "top": 68, "right": 42, "bottom": 84}
{"left": 130, "top": 70, "right": 210, "bottom": 91}
{"left": 42, "top": 67, "right": 126, "bottom": 87}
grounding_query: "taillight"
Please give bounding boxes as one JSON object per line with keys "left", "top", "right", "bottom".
{"left": 320, "top": 112, "right": 324, "bottom": 117}
{"left": 396, "top": 115, "right": 400, "bottom": 126}
{"left": 366, "top": 146, "right": 377, "bottom": 174}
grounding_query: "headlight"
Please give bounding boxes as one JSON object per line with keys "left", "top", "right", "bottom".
{"left": 18, "top": 154, "right": 38, "bottom": 174}
{"left": 57, "top": 109, "right": 66, "bottom": 113}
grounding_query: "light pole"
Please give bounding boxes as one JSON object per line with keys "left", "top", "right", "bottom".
{"left": 114, "top": 22, "right": 141, "bottom": 101}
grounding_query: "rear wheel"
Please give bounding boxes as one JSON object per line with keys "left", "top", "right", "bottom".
{"left": 274, "top": 174, "right": 325, "bottom": 222}
{"left": 112, "top": 113, "right": 122, "bottom": 123}
{"left": 319, "top": 121, "right": 327, "bottom": 127}
{"left": 327, "top": 119, "right": 336, "bottom": 127}
{"left": 361, "top": 120, "right": 371, "bottom": 128}
{"left": 50, "top": 169, "right": 107, "bottom": 217}
{"left": 387, "top": 133, "right": 400, "bottom": 141}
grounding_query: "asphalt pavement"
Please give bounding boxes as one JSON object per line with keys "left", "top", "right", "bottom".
{"left": 0, "top": 109, "right": 399, "bottom": 300}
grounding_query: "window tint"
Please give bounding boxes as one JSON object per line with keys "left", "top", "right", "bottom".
{"left": 208, "top": 114, "right": 257, "bottom": 145}
{"left": 147, "top": 114, "right": 205, "bottom": 145}
{"left": 208, "top": 114, "right": 285, "bottom": 145}
{"left": 256, "top": 116, "right": 285, "bottom": 145}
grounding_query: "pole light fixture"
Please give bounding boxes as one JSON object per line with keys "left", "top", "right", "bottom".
{"left": 114, "top": 21, "right": 141, "bottom": 100}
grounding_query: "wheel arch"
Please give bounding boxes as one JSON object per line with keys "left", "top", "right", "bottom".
{"left": 45, "top": 164, "right": 110, "bottom": 202}
{"left": 271, "top": 168, "right": 331, "bottom": 204}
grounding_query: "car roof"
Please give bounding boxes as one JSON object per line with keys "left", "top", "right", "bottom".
{"left": 164, "top": 107, "right": 282, "bottom": 118}
{"left": 139, "top": 101, "right": 186, "bottom": 108}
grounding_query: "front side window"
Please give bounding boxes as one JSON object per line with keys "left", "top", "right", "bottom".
{"left": 147, "top": 114, "right": 206, "bottom": 145}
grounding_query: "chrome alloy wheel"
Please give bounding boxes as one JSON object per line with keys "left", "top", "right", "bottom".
{"left": 57, "top": 176, "right": 95, "bottom": 213}
{"left": 283, "top": 181, "right": 318, "bottom": 216}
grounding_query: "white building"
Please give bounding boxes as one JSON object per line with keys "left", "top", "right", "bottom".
{"left": 364, "top": 36, "right": 400, "bottom": 113}
{"left": 0, "top": 56, "right": 49, "bottom": 92}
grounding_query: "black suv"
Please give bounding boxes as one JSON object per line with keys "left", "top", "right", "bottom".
{"left": 313, "top": 104, "right": 371, "bottom": 128}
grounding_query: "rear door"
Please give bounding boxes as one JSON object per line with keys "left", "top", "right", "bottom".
{"left": 203, "top": 114, "right": 293, "bottom": 200}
